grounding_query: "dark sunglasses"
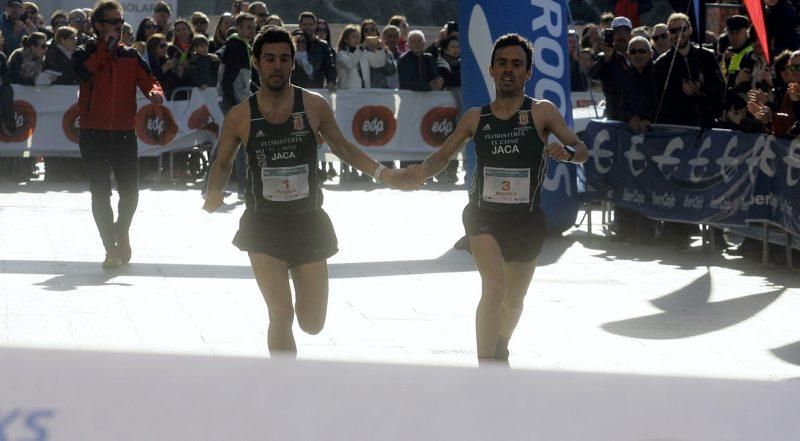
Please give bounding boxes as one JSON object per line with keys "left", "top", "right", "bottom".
{"left": 787, "top": 64, "right": 800, "bottom": 72}
{"left": 668, "top": 26, "right": 688, "bottom": 34}
{"left": 70, "top": 17, "right": 85, "bottom": 23}
{"left": 652, "top": 33, "right": 668, "bottom": 41}
{"left": 628, "top": 48, "right": 649, "bottom": 55}
{"left": 158, "top": 42, "right": 167, "bottom": 48}
{"left": 100, "top": 18, "right": 124, "bottom": 25}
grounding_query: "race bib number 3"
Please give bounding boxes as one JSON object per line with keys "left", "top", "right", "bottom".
{"left": 482, "top": 167, "right": 531, "bottom": 204}
{"left": 261, "top": 164, "right": 310, "bottom": 202}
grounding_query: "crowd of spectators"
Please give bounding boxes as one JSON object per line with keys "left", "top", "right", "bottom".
{"left": 0, "top": 0, "right": 462, "bottom": 183}
{"left": 573, "top": 6, "right": 800, "bottom": 261}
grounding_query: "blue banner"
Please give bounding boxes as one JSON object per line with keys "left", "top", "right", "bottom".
{"left": 583, "top": 120, "right": 800, "bottom": 237}
{"left": 458, "top": 0, "right": 577, "bottom": 234}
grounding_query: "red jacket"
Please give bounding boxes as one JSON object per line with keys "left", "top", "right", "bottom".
{"left": 73, "top": 39, "right": 164, "bottom": 131}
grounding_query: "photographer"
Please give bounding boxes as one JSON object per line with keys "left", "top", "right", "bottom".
{"left": 1, "top": 0, "right": 25, "bottom": 55}
{"left": 589, "top": 16, "right": 633, "bottom": 120}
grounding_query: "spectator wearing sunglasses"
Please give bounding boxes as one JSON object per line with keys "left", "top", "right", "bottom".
{"left": 49, "top": 10, "right": 68, "bottom": 33}
{"left": 132, "top": 17, "right": 156, "bottom": 54}
{"left": 67, "top": 9, "right": 90, "bottom": 45}
{"left": 653, "top": 12, "right": 724, "bottom": 128}
{"left": 611, "top": 35, "right": 659, "bottom": 244}
{"left": 72, "top": 0, "right": 164, "bottom": 269}
{"left": 769, "top": 50, "right": 800, "bottom": 138}
{"left": 650, "top": 23, "right": 671, "bottom": 58}
{"left": 144, "top": 33, "right": 173, "bottom": 87}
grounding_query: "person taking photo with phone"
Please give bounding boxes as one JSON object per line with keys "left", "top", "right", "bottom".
{"left": 589, "top": 16, "right": 633, "bottom": 121}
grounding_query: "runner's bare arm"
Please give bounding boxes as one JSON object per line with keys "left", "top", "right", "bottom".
{"left": 203, "top": 104, "right": 246, "bottom": 212}
{"left": 537, "top": 100, "right": 590, "bottom": 164}
{"left": 310, "top": 94, "right": 415, "bottom": 190}
{"left": 407, "top": 107, "right": 479, "bottom": 185}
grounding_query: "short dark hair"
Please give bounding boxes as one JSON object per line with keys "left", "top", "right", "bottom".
{"left": 153, "top": 1, "right": 170, "bottom": 14}
{"left": 491, "top": 33, "right": 533, "bottom": 71}
{"left": 235, "top": 12, "right": 254, "bottom": 28}
{"left": 441, "top": 36, "right": 458, "bottom": 53}
{"left": 91, "top": 0, "right": 121, "bottom": 32}
{"left": 191, "top": 34, "right": 209, "bottom": 48}
{"left": 253, "top": 25, "right": 295, "bottom": 61}
{"left": 298, "top": 11, "right": 316, "bottom": 23}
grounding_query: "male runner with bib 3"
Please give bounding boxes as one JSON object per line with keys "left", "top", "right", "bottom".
{"left": 408, "top": 34, "right": 589, "bottom": 364}
{"left": 203, "top": 26, "right": 413, "bottom": 356}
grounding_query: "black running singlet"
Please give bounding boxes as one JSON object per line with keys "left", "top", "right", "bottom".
{"left": 245, "top": 87, "right": 322, "bottom": 214}
{"left": 468, "top": 96, "right": 547, "bottom": 213}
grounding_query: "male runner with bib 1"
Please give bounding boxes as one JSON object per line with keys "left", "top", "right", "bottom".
{"left": 203, "top": 26, "right": 413, "bottom": 356}
{"left": 408, "top": 34, "right": 589, "bottom": 364}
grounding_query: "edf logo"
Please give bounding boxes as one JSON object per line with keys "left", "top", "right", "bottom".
{"left": 0, "top": 409, "right": 55, "bottom": 441}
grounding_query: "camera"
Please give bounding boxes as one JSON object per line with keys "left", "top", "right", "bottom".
{"left": 445, "top": 21, "right": 458, "bottom": 35}
{"left": 603, "top": 28, "right": 614, "bottom": 46}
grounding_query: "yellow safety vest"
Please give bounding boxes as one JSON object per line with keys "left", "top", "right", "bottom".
{"left": 728, "top": 44, "right": 754, "bottom": 74}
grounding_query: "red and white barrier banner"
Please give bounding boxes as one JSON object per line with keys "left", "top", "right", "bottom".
{"left": 0, "top": 85, "right": 458, "bottom": 160}
{"left": 328, "top": 89, "right": 458, "bottom": 160}
{"left": 1, "top": 85, "right": 218, "bottom": 158}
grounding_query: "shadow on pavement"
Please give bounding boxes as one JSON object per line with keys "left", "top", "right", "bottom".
{"left": 602, "top": 270, "right": 784, "bottom": 339}
{"left": 772, "top": 341, "right": 800, "bottom": 367}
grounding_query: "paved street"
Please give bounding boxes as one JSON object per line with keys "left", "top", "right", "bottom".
{"left": 1, "top": 177, "right": 799, "bottom": 381}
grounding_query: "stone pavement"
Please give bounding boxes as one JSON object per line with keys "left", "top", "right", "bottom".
{"left": 1, "top": 178, "right": 799, "bottom": 381}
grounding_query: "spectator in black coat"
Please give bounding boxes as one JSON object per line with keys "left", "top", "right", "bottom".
{"left": 765, "top": 0, "right": 800, "bottom": 58}
{"left": 620, "top": 36, "right": 655, "bottom": 133}
{"left": 437, "top": 36, "right": 460, "bottom": 89}
{"left": 187, "top": 34, "right": 218, "bottom": 89}
{"left": 43, "top": 26, "right": 79, "bottom": 85}
{"left": 297, "top": 11, "right": 336, "bottom": 90}
{"left": 589, "top": 16, "right": 633, "bottom": 120}
{"left": 653, "top": 13, "right": 724, "bottom": 128}
{"left": 398, "top": 30, "right": 442, "bottom": 91}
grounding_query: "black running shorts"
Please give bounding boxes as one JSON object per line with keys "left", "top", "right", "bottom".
{"left": 459, "top": 203, "right": 546, "bottom": 262}
{"left": 233, "top": 209, "right": 339, "bottom": 268}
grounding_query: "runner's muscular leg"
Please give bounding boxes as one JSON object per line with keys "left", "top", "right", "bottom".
{"left": 469, "top": 234, "right": 507, "bottom": 359}
{"left": 289, "top": 260, "right": 329, "bottom": 335}
{"left": 249, "top": 252, "right": 296, "bottom": 354}
{"left": 499, "top": 260, "right": 537, "bottom": 340}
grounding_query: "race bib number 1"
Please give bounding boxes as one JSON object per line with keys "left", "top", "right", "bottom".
{"left": 261, "top": 164, "right": 310, "bottom": 201}
{"left": 482, "top": 167, "right": 531, "bottom": 204}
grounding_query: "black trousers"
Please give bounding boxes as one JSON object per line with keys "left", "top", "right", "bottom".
{"left": 79, "top": 129, "right": 139, "bottom": 252}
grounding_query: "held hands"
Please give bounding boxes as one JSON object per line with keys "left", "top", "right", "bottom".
{"left": 379, "top": 168, "right": 420, "bottom": 191}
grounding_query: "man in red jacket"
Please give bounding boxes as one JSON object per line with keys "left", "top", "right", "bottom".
{"left": 73, "top": 0, "right": 164, "bottom": 269}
